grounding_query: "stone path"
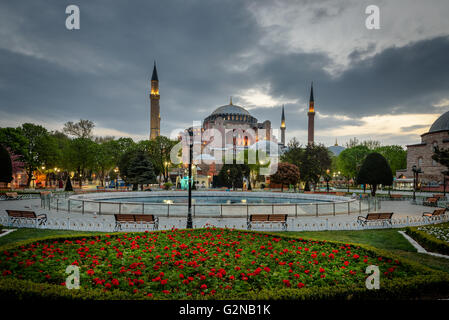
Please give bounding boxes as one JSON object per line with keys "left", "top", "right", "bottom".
{"left": 398, "top": 230, "right": 449, "bottom": 259}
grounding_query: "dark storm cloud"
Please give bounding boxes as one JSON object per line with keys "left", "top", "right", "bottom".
{"left": 0, "top": 0, "right": 449, "bottom": 142}
{"left": 252, "top": 35, "right": 449, "bottom": 118}
{"left": 0, "top": 0, "right": 262, "bottom": 136}
{"left": 400, "top": 124, "right": 429, "bottom": 133}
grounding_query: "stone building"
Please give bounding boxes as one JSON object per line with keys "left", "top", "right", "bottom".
{"left": 396, "top": 110, "right": 449, "bottom": 186}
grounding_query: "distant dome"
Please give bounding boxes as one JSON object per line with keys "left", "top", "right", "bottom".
{"left": 211, "top": 104, "right": 250, "bottom": 116}
{"left": 328, "top": 145, "right": 345, "bottom": 156}
{"left": 429, "top": 110, "right": 449, "bottom": 133}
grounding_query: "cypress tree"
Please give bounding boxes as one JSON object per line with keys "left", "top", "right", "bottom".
{"left": 0, "top": 144, "right": 13, "bottom": 184}
{"left": 356, "top": 152, "right": 393, "bottom": 196}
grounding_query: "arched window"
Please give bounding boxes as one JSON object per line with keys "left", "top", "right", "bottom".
{"left": 418, "top": 157, "right": 423, "bottom": 167}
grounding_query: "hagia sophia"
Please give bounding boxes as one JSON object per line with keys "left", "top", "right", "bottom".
{"left": 149, "top": 62, "right": 449, "bottom": 190}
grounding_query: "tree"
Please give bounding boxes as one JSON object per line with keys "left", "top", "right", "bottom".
{"left": 127, "top": 150, "right": 157, "bottom": 190}
{"left": 217, "top": 164, "right": 249, "bottom": 190}
{"left": 63, "top": 119, "right": 95, "bottom": 139}
{"left": 141, "top": 136, "right": 178, "bottom": 182}
{"left": 65, "top": 175, "right": 73, "bottom": 192}
{"left": 0, "top": 144, "right": 13, "bottom": 184}
{"left": 356, "top": 153, "right": 393, "bottom": 196}
{"left": 92, "top": 141, "right": 116, "bottom": 186}
{"left": 299, "top": 144, "right": 332, "bottom": 191}
{"left": 65, "top": 138, "right": 96, "bottom": 187}
{"left": 281, "top": 138, "right": 303, "bottom": 169}
{"left": 337, "top": 145, "right": 370, "bottom": 191}
{"left": 236, "top": 149, "right": 269, "bottom": 190}
{"left": 19, "top": 123, "right": 54, "bottom": 187}
{"left": 374, "top": 145, "right": 407, "bottom": 175}
{"left": 270, "top": 162, "right": 300, "bottom": 191}
{"left": 432, "top": 146, "right": 449, "bottom": 168}
{"left": 0, "top": 127, "right": 27, "bottom": 157}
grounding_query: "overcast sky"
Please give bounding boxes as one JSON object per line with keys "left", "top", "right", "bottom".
{"left": 1, "top": 0, "right": 449, "bottom": 147}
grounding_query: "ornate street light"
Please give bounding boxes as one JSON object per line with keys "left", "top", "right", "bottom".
{"left": 324, "top": 169, "right": 331, "bottom": 193}
{"left": 187, "top": 128, "right": 193, "bottom": 229}
{"left": 412, "top": 165, "right": 422, "bottom": 202}
{"left": 114, "top": 167, "right": 119, "bottom": 190}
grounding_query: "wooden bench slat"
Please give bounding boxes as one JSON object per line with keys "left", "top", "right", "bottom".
{"left": 134, "top": 214, "right": 154, "bottom": 222}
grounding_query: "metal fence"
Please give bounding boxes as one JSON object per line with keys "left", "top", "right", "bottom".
{"left": 43, "top": 193, "right": 377, "bottom": 218}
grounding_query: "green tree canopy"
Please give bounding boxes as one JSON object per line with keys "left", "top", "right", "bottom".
{"left": 336, "top": 145, "right": 370, "bottom": 181}
{"left": 356, "top": 152, "right": 393, "bottom": 196}
{"left": 127, "top": 150, "right": 157, "bottom": 190}
{"left": 374, "top": 145, "right": 406, "bottom": 175}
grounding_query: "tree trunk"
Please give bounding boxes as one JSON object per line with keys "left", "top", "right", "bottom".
{"left": 281, "top": 183, "right": 283, "bottom": 192}
{"left": 371, "top": 184, "right": 377, "bottom": 197}
{"left": 304, "top": 181, "right": 310, "bottom": 191}
{"left": 26, "top": 166, "right": 33, "bottom": 187}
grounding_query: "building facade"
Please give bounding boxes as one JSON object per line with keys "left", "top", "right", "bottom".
{"left": 396, "top": 110, "right": 449, "bottom": 186}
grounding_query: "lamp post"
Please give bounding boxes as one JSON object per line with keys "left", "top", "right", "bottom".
{"left": 412, "top": 165, "right": 422, "bottom": 202}
{"left": 442, "top": 170, "right": 449, "bottom": 197}
{"left": 324, "top": 169, "right": 331, "bottom": 193}
{"left": 164, "top": 161, "right": 169, "bottom": 183}
{"left": 114, "top": 167, "right": 119, "bottom": 190}
{"left": 187, "top": 128, "right": 193, "bottom": 229}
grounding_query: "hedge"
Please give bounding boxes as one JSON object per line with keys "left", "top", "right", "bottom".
{"left": 1, "top": 229, "right": 449, "bottom": 300}
{"left": 405, "top": 226, "right": 449, "bottom": 256}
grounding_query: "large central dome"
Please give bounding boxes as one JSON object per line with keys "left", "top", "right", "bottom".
{"left": 211, "top": 104, "right": 250, "bottom": 116}
{"left": 429, "top": 110, "right": 449, "bottom": 133}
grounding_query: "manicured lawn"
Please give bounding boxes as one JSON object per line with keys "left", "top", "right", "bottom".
{"left": 0, "top": 228, "right": 100, "bottom": 247}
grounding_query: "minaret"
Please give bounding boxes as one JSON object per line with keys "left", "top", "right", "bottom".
{"left": 150, "top": 61, "right": 160, "bottom": 140}
{"left": 280, "top": 104, "right": 286, "bottom": 145}
{"left": 307, "top": 82, "right": 315, "bottom": 145}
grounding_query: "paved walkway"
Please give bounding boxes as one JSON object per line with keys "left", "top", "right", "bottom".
{"left": 0, "top": 198, "right": 447, "bottom": 232}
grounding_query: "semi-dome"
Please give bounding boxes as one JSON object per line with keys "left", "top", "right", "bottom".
{"left": 429, "top": 110, "right": 449, "bottom": 133}
{"left": 211, "top": 104, "right": 250, "bottom": 116}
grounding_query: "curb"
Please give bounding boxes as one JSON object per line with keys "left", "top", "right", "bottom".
{"left": 398, "top": 230, "right": 449, "bottom": 260}
{"left": 0, "top": 229, "right": 16, "bottom": 238}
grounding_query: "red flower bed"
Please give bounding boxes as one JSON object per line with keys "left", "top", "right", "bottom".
{"left": 0, "top": 228, "right": 415, "bottom": 299}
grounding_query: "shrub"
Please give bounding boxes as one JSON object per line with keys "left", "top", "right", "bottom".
{"left": 405, "top": 226, "right": 449, "bottom": 256}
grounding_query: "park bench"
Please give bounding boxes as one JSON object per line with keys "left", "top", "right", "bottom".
{"left": 5, "top": 192, "right": 21, "bottom": 200}
{"left": 114, "top": 214, "right": 159, "bottom": 231}
{"left": 6, "top": 210, "right": 47, "bottom": 227}
{"left": 96, "top": 186, "right": 105, "bottom": 191}
{"left": 423, "top": 197, "right": 438, "bottom": 206}
{"left": 357, "top": 212, "right": 394, "bottom": 226}
{"left": 390, "top": 194, "right": 402, "bottom": 200}
{"left": 247, "top": 214, "right": 288, "bottom": 231}
{"left": 433, "top": 194, "right": 445, "bottom": 200}
{"left": 422, "top": 208, "right": 446, "bottom": 217}
{"left": 335, "top": 192, "right": 346, "bottom": 196}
